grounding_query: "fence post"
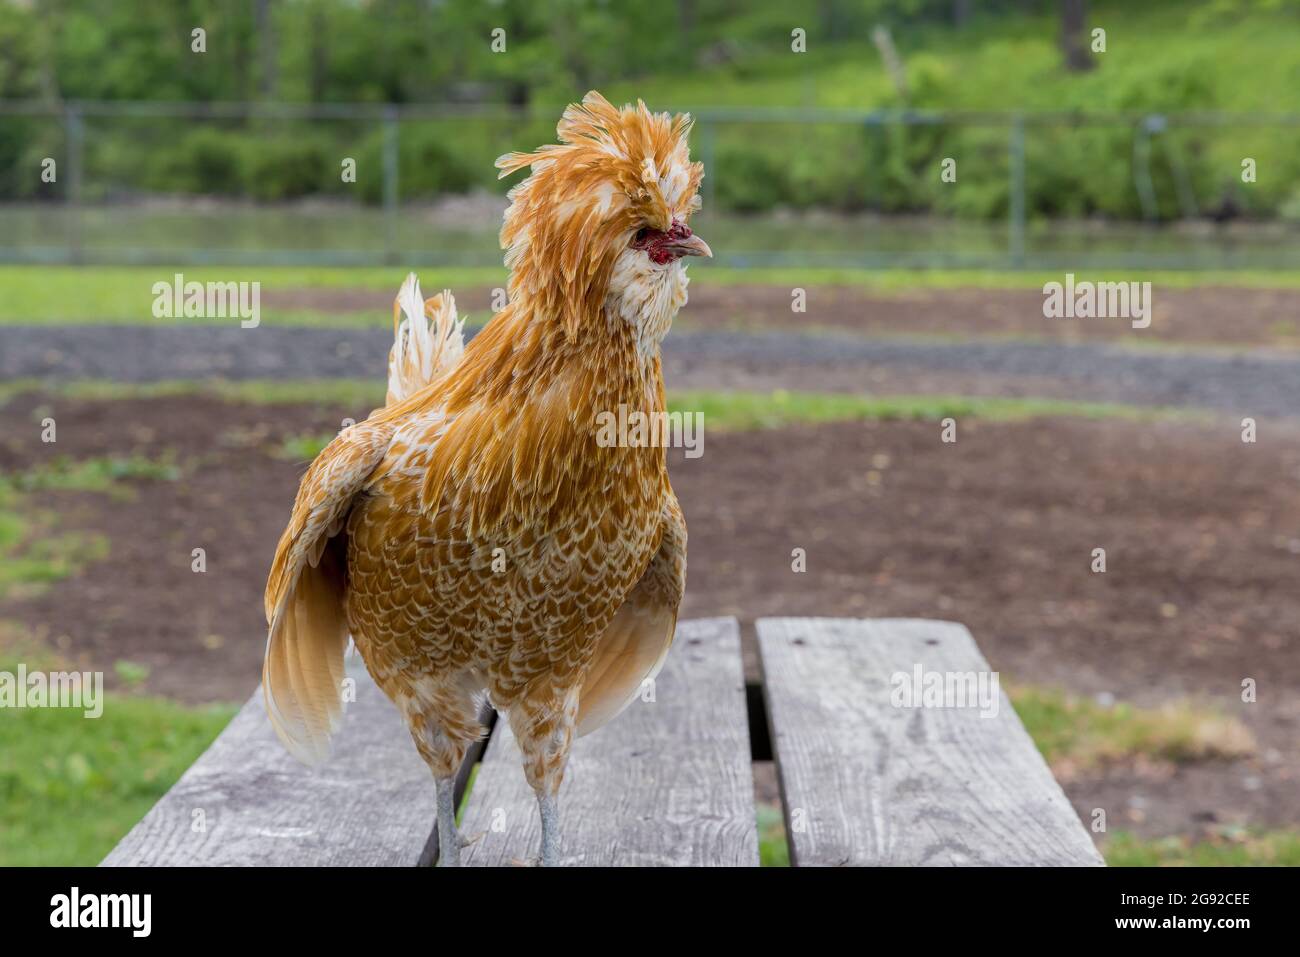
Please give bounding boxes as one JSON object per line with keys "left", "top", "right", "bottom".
{"left": 1008, "top": 112, "right": 1026, "bottom": 268}
{"left": 64, "top": 104, "right": 84, "bottom": 265}
{"left": 1133, "top": 114, "right": 1161, "bottom": 222}
{"left": 383, "top": 105, "right": 400, "bottom": 265}
{"left": 699, "top": 118, "right": 716, "bottom": 219}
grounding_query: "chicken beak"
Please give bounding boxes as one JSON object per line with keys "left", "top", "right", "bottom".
{"left": 667, "top": 234, "right": 712, "bottom": 259}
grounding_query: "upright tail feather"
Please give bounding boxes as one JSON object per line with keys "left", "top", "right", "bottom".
{"left": 386, "top": 273, "right": 465, "bottom": 405}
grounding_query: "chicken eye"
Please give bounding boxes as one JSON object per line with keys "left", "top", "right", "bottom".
{"left": 634, "top": 228, "right": 651, "bottom": 243}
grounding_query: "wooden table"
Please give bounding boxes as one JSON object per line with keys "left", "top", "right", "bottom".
{"left": 102, "top": 617, "right": 1102, "bottom": 867}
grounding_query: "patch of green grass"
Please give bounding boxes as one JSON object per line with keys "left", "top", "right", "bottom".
{"left": 670, "top": 390, "right": 1176, "bottom": 431}
{"left": 0, "top": 632, "right": 237, "bottom": 866}
{"left": 0, "top": 455, "right": 181, "bottom": 598}
{"left": 0, "top": 490, "right": 109, "bottom": 600}
{"left": 0, "top": 509, "right": 24, "bottom": 551}
{"left": 173, "top": 378, "right": 388, "bottom": 407}
{"left": 2, "top": 454, "right": 181, "bottom": 496}
{"left": 0, "top": 689, "right": 236, "bottom": 866}
{"left": 6, "top": 378, "right": 1177, "bottom": 427}
{"left": 757, "top": 802, "right": 790, "bottom": 867}
{"left": 455, "top": 763, "right": 479, "bottom": 829}
{"left": 1010, "top": 685, "right": 1255, "bottom": 774}
{"left": 278, "top": 432, "right": 338, "bottom": 462}
{"left": 273, "top": 389, "right": 1175, "bottom": 462}
{"left": 1104, "top": 829, "right": 1300, "bottom": 867}
{"left": 113, "top": 661, "right": 151, "bottom": 690}
{"left": 0, "top": 266, "right": 507, "bottom": 325}
{"left": 249, "top": 310, "right": 491, "bottom": 330}
{"left": 701, "top": 269, "right": 1300, "bottom": 292}
{"left": 0, "top": 529, "right": 110, "bottom": 599}
{"left": 3, "top": 265, "right": 1300, "bottom": 326}
{"left": 0, "top": 377, "right": 387, "bottom": 409}
{"left": 0, "top": 623, "right": 60, "bottom": 667}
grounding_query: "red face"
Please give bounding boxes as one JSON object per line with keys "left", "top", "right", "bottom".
{"left": 630, "top": 220, "right": 712, "bottom": 265}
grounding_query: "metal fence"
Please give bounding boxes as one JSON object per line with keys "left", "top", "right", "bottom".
{"left": 2, "top": 99, "right": 1299, "bottom": 269}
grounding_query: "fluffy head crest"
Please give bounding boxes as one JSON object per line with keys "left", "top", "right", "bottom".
{"left": 495, "top": 91, "right": 704, "bottom": 339}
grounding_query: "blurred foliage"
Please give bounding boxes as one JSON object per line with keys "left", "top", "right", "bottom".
{"left": 1, "top": 0, "right": 1065, "bottom": 105}
{"left": 1, "top": 0, "right": 1299, "bottom": 218}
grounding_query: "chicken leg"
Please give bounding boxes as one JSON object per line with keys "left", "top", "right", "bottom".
{"left": 408, "top": 692, "right": 482, "bottom": 867}
{"left": 510, "top": 690, "right": 577, "bottom": 867}
{"left": 435, "top": 774, "right": 466, "bottom": 867}
{"left": 536, "top": 792, "right": 561, "bottom": 867}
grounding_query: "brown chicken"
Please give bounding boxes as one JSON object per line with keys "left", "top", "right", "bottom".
{"left": 262, "top": 91, "right": 709, "bottom": 866}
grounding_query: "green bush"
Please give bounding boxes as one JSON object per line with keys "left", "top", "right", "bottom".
{"left": 782, "top": 126, "right": 875, "bottom": 211}
{"left": 402, "top": 128, "right": 477, "bottom": 198}
{"left": 713, "top": 146, "right": 789, "bottom": 213}
{"left": 931, "top": 144, "right": 1001, "bottom": 219}
{"left": 0, "top": 119, "right": 64, "bottom": 201}
{"left": 153, "top": 127, "right": 248, "bottom": 196}
{"left": 354, "top": 126, "right": 478, "bottom": 204}
{"left": 246, "top": 137, "right": 333, "bottom": 201}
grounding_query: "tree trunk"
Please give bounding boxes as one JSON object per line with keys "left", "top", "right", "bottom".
{"left": 255, "top": 0, "right": 277, "bottom": 98}
{"left": 309, "top": 2, "right": 328, "bottom": 103}
{"left": 677, "top": 0, "right": 695, "bottom": 45}
{"left": 1060, "top": 0, "right": 1094, "bottom": 72}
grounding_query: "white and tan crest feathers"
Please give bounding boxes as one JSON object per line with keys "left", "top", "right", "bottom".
{"left": 386, "top": 272, "right": 466, "bottom": 405}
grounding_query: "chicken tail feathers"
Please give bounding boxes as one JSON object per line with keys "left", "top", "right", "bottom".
{"left": 263, "top": 539, "right": 349, "bottom": 766}
{"left": 386, "top": 272, "right": 465, "bottom": 405}
{"left": 262, "top": 418, "right": 394, "bottom": 766}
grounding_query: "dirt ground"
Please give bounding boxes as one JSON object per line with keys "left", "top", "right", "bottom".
{"left": 2, "top": 391, "right": 1297, "bottom": 842}
{"left": 266, "top": 283, "right": 1300, "bottom": 349}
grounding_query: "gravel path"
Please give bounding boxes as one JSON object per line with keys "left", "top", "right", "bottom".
{"left": 3, "top": 324, "right": 1298, "bottom": 418}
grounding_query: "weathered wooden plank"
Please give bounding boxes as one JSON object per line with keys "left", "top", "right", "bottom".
{"left": 756, "top": 618, "right": 1103, "bottom": 867}
{"left": 458, "top": 617, "right": 759, "bottom": 866}
{"left": 102, "top": 656, "right": 441, "bottom": 866}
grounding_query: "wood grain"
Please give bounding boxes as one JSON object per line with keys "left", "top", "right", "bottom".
{"left": 102, "top": 655, "right": 443, "bottom": 866}
{"left": 756, "top": 617, "right": 1104, "bottom": 867}
{"left": 459, "top": 617, "right": 759, "bottom": 866}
